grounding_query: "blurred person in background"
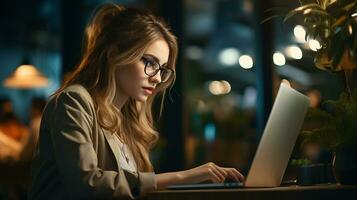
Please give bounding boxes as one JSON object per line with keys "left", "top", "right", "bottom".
{"left": 18, "top": 97, "right": 47, "bottom": 162}
{"left": 0, "top": 98, "right": 29, "bottom": 161}
{"left": 0, "top": 98, "right": 31, "bottom": 200}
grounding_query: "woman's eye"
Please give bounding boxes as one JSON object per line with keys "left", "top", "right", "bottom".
{"left": 148, "top": 61, "right": 158, "bottom": 69}
{"left": 147, "top": 61, "right": 155, "bottom": 66}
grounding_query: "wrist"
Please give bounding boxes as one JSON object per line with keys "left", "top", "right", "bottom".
{"left": 176, "top": 169, "right": 191, "bottom": 184}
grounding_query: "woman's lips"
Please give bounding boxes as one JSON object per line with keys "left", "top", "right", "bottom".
{"left": 142, "top": 87, "right": 154, "bottom": 95}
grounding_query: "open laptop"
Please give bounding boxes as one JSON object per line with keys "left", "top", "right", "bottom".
{"left": 167, "top": 80, "right": 310, "bottom": 189}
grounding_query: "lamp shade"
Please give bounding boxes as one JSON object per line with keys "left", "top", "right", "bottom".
{"left": 3, "top": 64, "right": 49, "bottom": 89}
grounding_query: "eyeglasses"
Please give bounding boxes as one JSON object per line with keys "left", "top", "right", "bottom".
{"left": 141, "top": 56, "right": 173, "bottom": 83}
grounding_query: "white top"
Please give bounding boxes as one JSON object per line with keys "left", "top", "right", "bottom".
{"left": 113, "top": 134, "right": 137, "bottom": 172}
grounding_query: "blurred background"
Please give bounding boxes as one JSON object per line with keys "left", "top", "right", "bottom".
{"left": 0, "top": 0, "right": 345, "bottom": 199}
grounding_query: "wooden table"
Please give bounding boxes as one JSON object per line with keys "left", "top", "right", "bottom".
{"left": 147, "top": 184, "right": 357, "bottom": 200}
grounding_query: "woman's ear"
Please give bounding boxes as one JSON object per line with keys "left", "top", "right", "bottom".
{"left": 106, "top": 45, "right": 120, "bottom": 66}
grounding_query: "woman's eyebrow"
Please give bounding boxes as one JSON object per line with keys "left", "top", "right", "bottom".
{"left": 143, "top": 53, "right": 168, "bottom": 66}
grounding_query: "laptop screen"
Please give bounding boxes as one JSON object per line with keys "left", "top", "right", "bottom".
{"left": 245, "top": 81, "right": 310, "bottom": 187}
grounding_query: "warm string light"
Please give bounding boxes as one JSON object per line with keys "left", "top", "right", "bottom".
{"left": 239, "top": 55, "right": 253, "bottom": 69}
{"left": 218, "top": 48, "right": 240, "bottom": 66}
{"left": 208, "top": 80, "right": 231, "bottom": 95}
{"left": 294, "top": 25, "right": 306, "bottom": 43}
{"left": 273, "top": 52, "right": 286, "bottom": 66}
{"left": 285, "top": 45, "right": 303, "bottom": 59}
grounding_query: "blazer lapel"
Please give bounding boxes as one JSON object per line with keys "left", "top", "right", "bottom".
{"left": 102, "top": 129, "right": 121, "bottom": 171}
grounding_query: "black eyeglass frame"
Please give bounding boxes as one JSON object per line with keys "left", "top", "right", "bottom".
{"left": 141, "top": 56, "right": 174, "bottom": 83}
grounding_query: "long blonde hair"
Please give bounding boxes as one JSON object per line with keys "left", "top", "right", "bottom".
{"left": 53, "top": 3, "right": 178, "bottom": 172}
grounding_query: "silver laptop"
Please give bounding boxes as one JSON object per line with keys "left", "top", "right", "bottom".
{"left": 167, "top": 80, "right": 310, "bottom": 189}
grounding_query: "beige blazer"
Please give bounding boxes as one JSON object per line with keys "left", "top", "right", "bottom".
{"left": 29, "top": 84, "right": 156, "bottom": 200}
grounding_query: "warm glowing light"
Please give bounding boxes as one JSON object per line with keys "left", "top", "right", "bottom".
{"left": 186, "top": 46, "right": 203, "bottom": 60}
{"left": 238, "top": 55, "right": 253, "bottom": 69}
{"left": 220, "top": 80, "right": 231, "bottom": 94}
{"left": 285, "top": 45, "right": 303, "bottom": 59}
{"left": 294, "top": 25, "right": 306, "bottom": 43}
{"left": 273, "top": 52, "right": 286, "bottom": 66}
{"left": 308, "top": 39, "right": 321, "bottom": 51}
{"left": 208, "top": 80, "right": 232, "bottom": 95}
{"left": 218, "top": 48, "right": 240, "bottom": 66}
{"left": 3, "top": 64, "right": 49, "bottom": 89}
{"left": 15, "top": 65, "right": 38, "bottom": 77}
{"left": 209, "top": 81, "right": 222, "bottom": 95}
{"left": 196, "top": 99, "right": 206, "bottom": 112}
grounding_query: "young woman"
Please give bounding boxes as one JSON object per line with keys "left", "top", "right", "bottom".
{"left": 29, "top": 3, "right": 244, "bottom": 199}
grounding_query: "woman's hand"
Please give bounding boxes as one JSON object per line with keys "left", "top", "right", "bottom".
{"left": 181, "top": 162, "right": 245, "bottom": 184}
{"left": 155, "top": 162, "right": 244, "bottom": 189}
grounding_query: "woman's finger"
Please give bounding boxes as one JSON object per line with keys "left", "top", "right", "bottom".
{"left": 211, "top": 166, "right": 227, "bottom": 182}
{"left": 214, "top": 165, "right": 228, "bottom": 179}
{"left": 207, "top": 168, "right": 223, "bottom": 183}
{"left": 221, "top": 168, "right": 238, "bottom": 181}
{"left": 220, "top": 167, "right": 245, "bottom": 182}
{"left": 230, "top": 168, "right": 245, "bottom": 181}
{"left": 205, "top": 163, "right": 225, "bottom": 182}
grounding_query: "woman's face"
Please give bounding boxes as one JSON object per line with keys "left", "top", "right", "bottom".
{"left": 116, "top": 39, "right": 170, "bottom": 103}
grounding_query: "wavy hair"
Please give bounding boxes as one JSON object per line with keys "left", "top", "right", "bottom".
{"left": 53, "top": 3, "right": 178, "bottom": 172}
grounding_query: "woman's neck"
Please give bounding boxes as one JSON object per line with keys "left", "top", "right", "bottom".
{"left": 114, "top": 91, "right": 129, "bottom": 110}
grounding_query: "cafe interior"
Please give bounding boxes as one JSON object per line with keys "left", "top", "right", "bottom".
{"left": 0, "top": 0, "right": 356, "bottom": 199}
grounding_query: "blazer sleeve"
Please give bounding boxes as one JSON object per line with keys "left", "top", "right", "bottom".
{"left": 49, "top": 90, "right": 156, "bottom": 199}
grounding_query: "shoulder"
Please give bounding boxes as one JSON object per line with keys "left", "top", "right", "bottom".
{"left": 63, "top": 84, "right": 93, "bottom": 102}
{"left": 47, "top": 84, "right": 95, "bottom": 117}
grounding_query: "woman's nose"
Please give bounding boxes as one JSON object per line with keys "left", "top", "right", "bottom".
{"left": 150, "top": 71, "right": 162, "bottom": 83}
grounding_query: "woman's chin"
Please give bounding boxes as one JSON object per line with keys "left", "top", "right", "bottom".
{"left": 135, "top": 95, "right": 149, "bottom": 102}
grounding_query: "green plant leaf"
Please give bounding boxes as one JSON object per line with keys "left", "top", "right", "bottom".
{"left": 260, "top": 14, "right": 286, "bottom": 24}
{"left": 284, "top": 3, "right": 325, "bottom": 22}
{"left": 264, "top": 7, "right": 290, "bottom": 14}
{"left": 329, "top": 32, "right": 346, "bottom": 70}
{"left": 352, "top": 87, "right": 357, "bottom": 101}
{"left": 314, "top": 50, "right": 334, "bottom": 70}
{"left": 351, "top": 20, "right": 357, "bottom": 50}
{"left": 318, "top": 0, "right": 333, "bottom": 9}
{"left": 262, "top": 7, "right": 290, "bottom": 24}
{"left": 332, "top": 15, "right": 349, "bottom": 28}
{"left": 303, "top": 8, "right": 329, "bottom": 15}
{"left": 324, "top": 99, "right": 346, "bottom": 116}
{"left": 327, "top": 0, "right": 357, "bottom": 21}
{"left": 305, "top": 24, "right": 331, "bottom": 42}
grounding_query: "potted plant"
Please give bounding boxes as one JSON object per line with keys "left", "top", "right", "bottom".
{"left": 301, "top": 88, "right": 357, "bottom": 184}
{"left": 284, "top": 0, "right": 357, "bottom": 70}
{"left": 283, "top": 0, "right": 357, "bottom": 184}
{"left": 284, "top": 0, "right": 357, "bottom": 93}
{"left": 290, "top": 158, "right": 333, "bottom": 185}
